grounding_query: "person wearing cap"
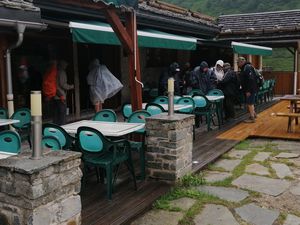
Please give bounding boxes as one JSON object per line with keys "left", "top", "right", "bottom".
{"left": 237, "top": 56, "right": 258, "bottom": 123}
{"left": 158, "top": 62, "right": 181, "bottom": 95}
{"left": 218, "top": 63, "right": 240, "bottom": 120}
{"left": 53, "top": 60, "right": 74, "bottom": 125}
{"left": 212, "top": 60, "right": 224, "bottom": 82}
{"left": 191, "top": 61, "right": 216, "bottom": 94}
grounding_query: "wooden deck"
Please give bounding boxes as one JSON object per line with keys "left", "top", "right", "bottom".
{"left": 218, "top": 100, "right": 300, "bottom": 141}
{"left": 81, "top": 100, "right": 296, "bottom": 225}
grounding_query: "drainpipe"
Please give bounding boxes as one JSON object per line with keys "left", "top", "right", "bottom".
{"left": 5, "top": 23, "right": 26, "bottom": 118}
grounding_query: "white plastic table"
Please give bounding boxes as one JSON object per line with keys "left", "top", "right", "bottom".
{"left": 142, "top": 103, "right": 192, "bottom": 111}
{"left": 206, "top": 95, "right": 224, "bottom": 102}
{"left": 62, "top": 120, "right": 145, "bottom": 137}
{"left": 0, "top": 119, "right": 20, "bottom": 127}
{"left": 0, "top": 151, "right": 16, "bottom": 159}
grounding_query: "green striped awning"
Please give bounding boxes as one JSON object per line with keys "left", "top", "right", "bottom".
{"left": 69, "top": 21, "right": 197, "bottom": 50}
{"left": 232, "top": 41, "right": 272, "bottom": 56}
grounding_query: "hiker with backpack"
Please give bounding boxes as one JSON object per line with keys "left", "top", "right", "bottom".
{"left": 54, "top": 60, "right": 74, "bottom": 125}
{"left": 237, "top": 57, "right": 258, "bottom": 123}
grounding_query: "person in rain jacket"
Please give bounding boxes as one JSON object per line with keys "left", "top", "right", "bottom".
{"left": 158, "top": 62, "right": 181, "bottom": 96}
{"left": 87, "top": 59, "right": 123, "bottom": 112}
{"left": 191, "top": 61, "right": 216, "bottom": 94}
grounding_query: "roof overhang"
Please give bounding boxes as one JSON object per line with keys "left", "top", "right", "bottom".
{"left": 231, "top": 41, "right": 272, "bottom": 56}
{"left": 69, "top": 21, "right": 197, "bottom": 50}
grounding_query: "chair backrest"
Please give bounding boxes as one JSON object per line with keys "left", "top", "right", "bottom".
{"left": 207, "top": 89, "right": 224, "bottom": 96}
{"left": 188, "top": 89, "right": 204, "bottom": 96}
{"left": 0, "top": 130, "right": 21, "bottom": 153}
{"left": 145, "top": 103, "right": 164, "bottom": 116}
{"left": 128, "top": 110, "right": 151, "bottom": 133}
{"left": 176, "top": 97, "right": 195, "bottom": 113}
{"left": 93, "top": 109, "right": 117, "bottom": 122}
{"left": 192, "top": 95, "right": 211, "bottom": 110}
{"left": 0, "top": 107, "right": 8, "bottom": 119}
{"left": 42, "top": 123, "right": 73, "bottom": 150}
{"left": 153, "top": 96, "right": 168, "bottom": 104}
{"left": 77, "top": 126, "right": 110, "bottom": 153}
{"left": 10, "top": 108, "right": 31, "bottom": 129}
{"left": 173, "top": 95, "right": 181, "bottom": 103}
{"left": 42, "top": 136, "right": 62, "bottom": 151}
{"left": 122, "top": 103, "right": 132, "bottom": 121}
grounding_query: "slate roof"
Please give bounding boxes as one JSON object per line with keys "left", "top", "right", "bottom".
{"left": 218, "top": 9, "right": 300, "bottom": 39}
{"left": 138, "top": 0, "right": 218, "bottom": 29}
{"left": 0, "top": 0, "right": 39, "bottom": 12}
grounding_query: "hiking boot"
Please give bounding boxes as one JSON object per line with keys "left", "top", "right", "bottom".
{"left": 244, "top": 117, "right": 255, "bottom": 123}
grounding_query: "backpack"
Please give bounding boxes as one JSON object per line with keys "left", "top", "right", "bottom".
{"left": 42, "top": 64, "right": 57, "bottom": 99}
{"left": 254, "top": 68, "right": 264, "bottom": 88}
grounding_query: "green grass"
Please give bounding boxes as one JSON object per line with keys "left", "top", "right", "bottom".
{"left": 234, "top": 140, "right": 251, "bottom": 150}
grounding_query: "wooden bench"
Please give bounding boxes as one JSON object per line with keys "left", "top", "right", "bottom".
{"left": 273, "top": 112, "right": 300, "bottom": 132}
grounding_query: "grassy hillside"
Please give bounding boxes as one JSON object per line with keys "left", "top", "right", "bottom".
{"left": 164, "top": 0, "right": 300, "bottom": 17}
{"left": 164, "top": 0, "right": 298, "bottom": 71}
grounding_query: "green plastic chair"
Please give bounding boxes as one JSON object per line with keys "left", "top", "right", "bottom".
{"left": 0, "top": 107, "right": 8, "bottom": 119}
{"left": 188, "top": 89, "right": 204, "bottom": 96}
{"left": 77, "top": 126, "right": 137, "bottom": 200}
{"left": 0, "top": 130, "right": 21, "bottom": 154}
{"left": 192, "top": 95, "right": 213, "bottom": 131}
{"left": 176, "top": 97, "right": 195, "bottom": 113}
{"left": 145, "top": 103, "right": 165, "bottom": 116}
{"left": 206, "top": 89, "right": 224, "bottom": 127}
{"left": 153, "top": 96, "right": 168, "bottom": 104}
{"left": 93, "top": 109, "right": 117, "bottom": 122}
{"left": 42, "top": 135, "right": 62, "bottom": 151}
{"left": 10, "top": 108, "right": 31, "bottom": 148}
{"left": 128, "top": 110, "right": 151, "bottom": 180}
{"left": 43, "top": 123, "right": 74, "bottom": 150}
{"left": 122, "top": 103, "right": 132, "bottom": 121}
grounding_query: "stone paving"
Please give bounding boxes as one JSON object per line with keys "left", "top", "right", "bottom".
{"left": 131, "top": 138, "right": 300, "bottom": 225}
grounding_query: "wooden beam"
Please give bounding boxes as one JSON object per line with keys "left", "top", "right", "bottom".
{"left": 72, "top": 42, "right": 81, "bottom": 119}
{"left": 125, "top": 11, "right": 142, "bottom": 111}
{"left": 104, "top": 8, "right": 133, "bottom": 54}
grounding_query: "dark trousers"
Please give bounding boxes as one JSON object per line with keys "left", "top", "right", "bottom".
{"left": 53, "top": 99, "right": 67, "bottom": 125}
{"left": 224, "top": 96, "right": 235, "bottom": 119}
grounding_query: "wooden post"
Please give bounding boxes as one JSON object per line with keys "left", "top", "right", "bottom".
{"left": 126, "top": 11, "right": 142, "bottom": 111}
{"left": 248, "top": 54, "right": 252, "bottom": 63}
{"left": 294, "top": 46, "right": 298, "bottom": 95}
{"left": 72, "top": 42, "right": 81, "bottom": 119}
{"left": 259, "top": 55, "right": 263, "bottom": 71}
{"left": 233, "top": 53, "right": 238, "bottom": 72}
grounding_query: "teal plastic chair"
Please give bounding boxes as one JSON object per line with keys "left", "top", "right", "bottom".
{"left": 0, "top": 107, "right": 8, "bottom": 119}
{"left": 173, "top": 95, "right": 182, "bottom": 103}
{"left": 43, "top": 123, "right": 74, "bottom": 150}
{"left": 42, "top": 136, "right": 62, "bottom": 151}
{"left": 206, "top": 89, "right": 224, "bottom": 127}
{"left": 0, "top": 130, "right": 21, "bottom": 154}
{"left": 93, "top": 109, "right": 117, "bottom": 122}
{"left": 153, "top": 96, "right": 168, "bottom": 104}
{"left": 176, "top": 97, "right": 195, "bottom": 113}
{"left": 188, "top": 89, "right": 205, "bottom": 96}
{"left": 10, "top": 108, "right": 31, "bottom": 148}
{"left": 128, "top": 110, "right": 151, "bottom": 180}
{"left": 192, "top": 95, "right": 213, "bottom": 131}
{"left": 145, "top": 103, "right": 165, "bottom": 116}
{"left": 77, "top": 126, "right": 137, "bottom": 200}
{"left": 122, "top": 103, "right": 132, "bottom": 121}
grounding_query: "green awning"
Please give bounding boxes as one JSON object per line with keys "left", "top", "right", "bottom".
{"left": 69, "top": 21, "right": 197, "bottom": 50}
{"left": 232, "top": 41, "right": 272, "bottom": 56}
{"left": 94, "top": 0, "right": 138, "bottom": 8}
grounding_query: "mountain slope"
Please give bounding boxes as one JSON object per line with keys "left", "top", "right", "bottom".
{"left": 164, "top": 0, "right": 300, "bottom": 17}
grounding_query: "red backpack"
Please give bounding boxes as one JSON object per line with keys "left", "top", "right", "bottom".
{"left": 42, "top": 64, "right": 57, "bottom": 99}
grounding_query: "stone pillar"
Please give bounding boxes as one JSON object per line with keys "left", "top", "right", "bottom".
{"left": 0, "top": 150, "right": 82, "bottom": 225}
{"left": 145, "top": 113, "right": 194, "bottom": 182}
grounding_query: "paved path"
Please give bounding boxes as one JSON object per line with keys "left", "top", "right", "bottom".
{"left": 131, "top": 138, "right": 300, "bottom": 225}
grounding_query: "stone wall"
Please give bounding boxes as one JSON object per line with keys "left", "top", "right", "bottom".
{"left": 145, "top": 113, "right": 194, "bottom": 182}
{"left": 0, "top": 150, "right": 82, "bottom": 225}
